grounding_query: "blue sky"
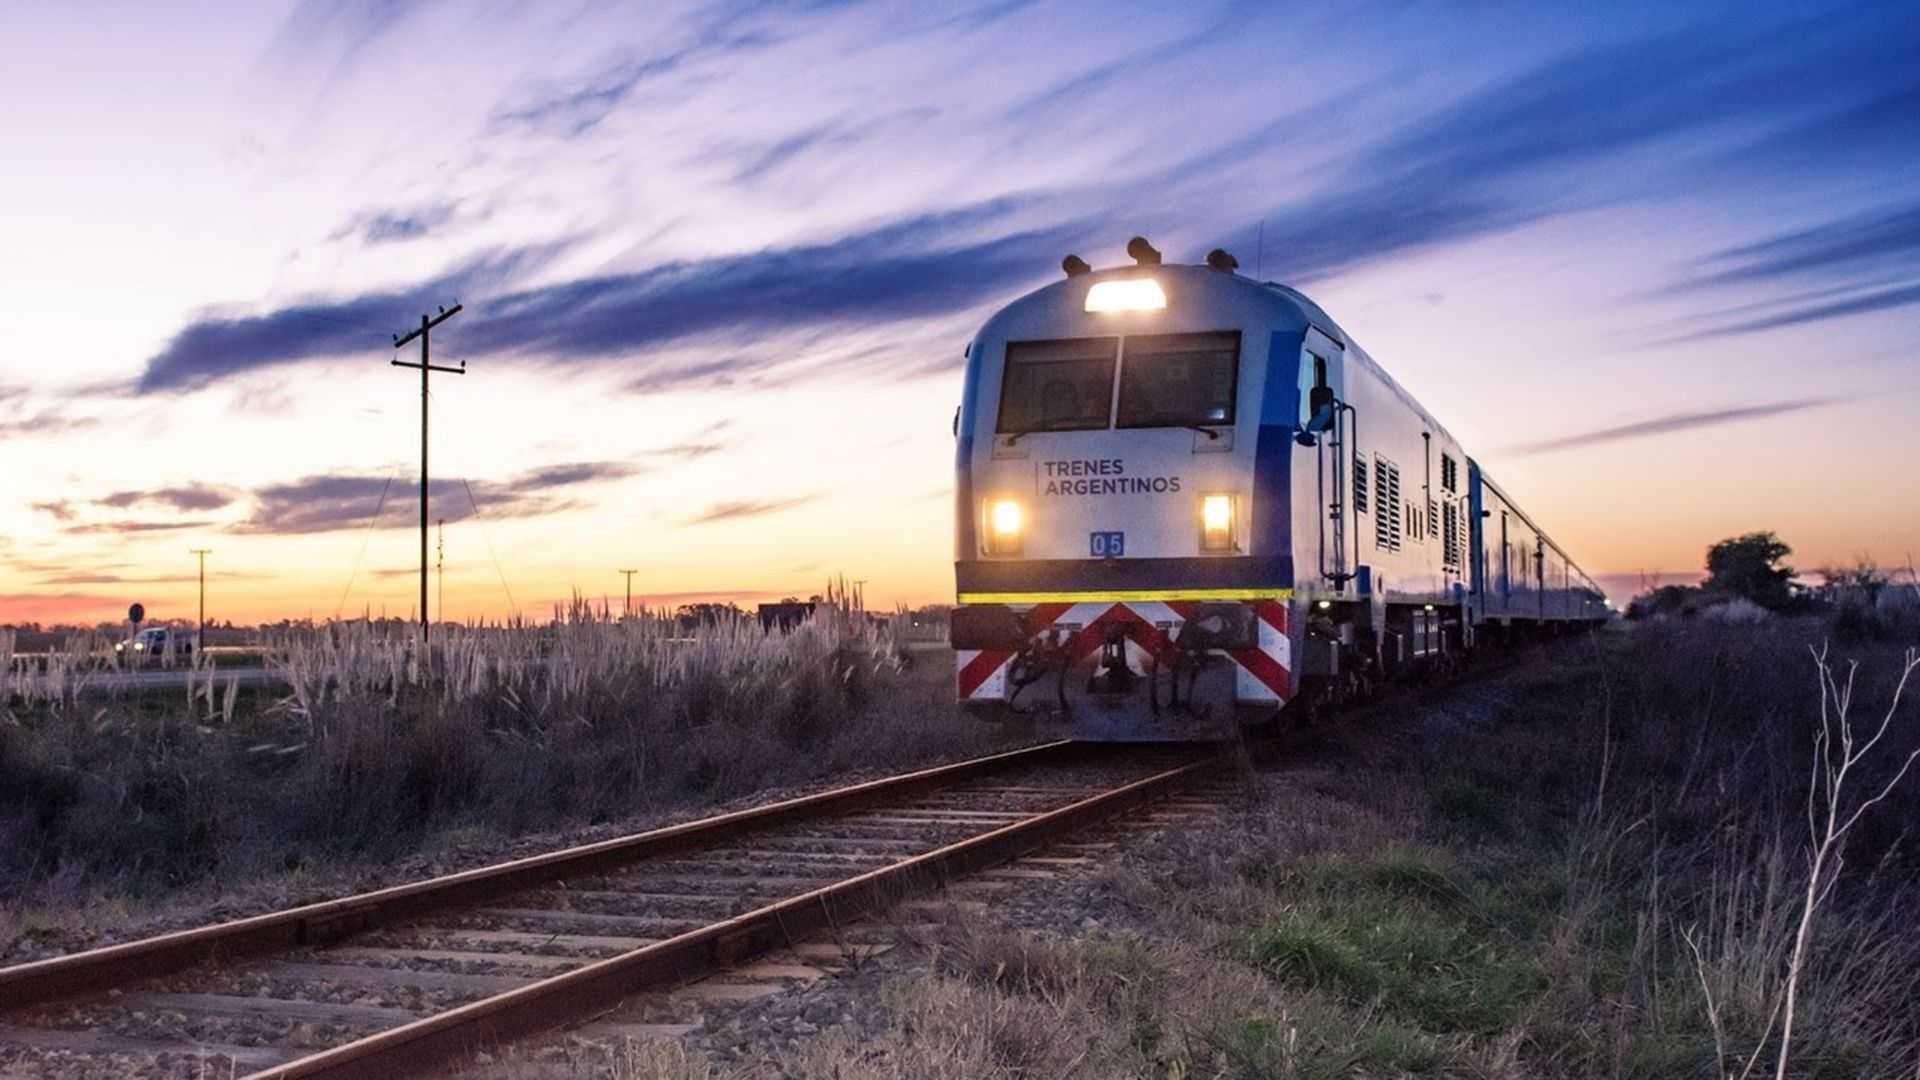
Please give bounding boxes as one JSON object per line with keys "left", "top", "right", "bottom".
{"left": 1, "top": 0, "right": 1914, "bottom": 623}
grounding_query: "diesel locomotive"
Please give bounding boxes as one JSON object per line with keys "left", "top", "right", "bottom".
{"left": 950, "top": 238, "right": 1607, "bottom": 737}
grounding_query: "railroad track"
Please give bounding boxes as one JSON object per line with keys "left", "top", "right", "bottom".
{"left": 0, "top": 741, "right": 1223, "bottom": 1078}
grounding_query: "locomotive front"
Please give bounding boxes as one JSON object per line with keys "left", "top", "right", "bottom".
{"left": 950, "top": 242, "right": 1312, "bottom": 738}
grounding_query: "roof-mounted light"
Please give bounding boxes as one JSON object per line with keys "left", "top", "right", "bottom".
{"left": 1084, "top": 278, "right": 1166, "bottom": 313}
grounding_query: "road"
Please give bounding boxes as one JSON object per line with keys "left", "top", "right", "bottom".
{"left": 17, "top": 667, "right": 283, "bottom": 694}
{"left": 16, "top": 640, "right": 952, "bottom": 696}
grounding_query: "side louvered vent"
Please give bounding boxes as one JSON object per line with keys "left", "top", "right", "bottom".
{"left": 1443, "top": 502, "right": 1461, "bottom": 568}
{"left": 1428, "top": 496, "right": 1440, "bottom": 538}
{"left": 1375, "top": 456, "right": 1402, "bottom": 552}
{"left": 1353, "top": 455, "right": 1369, "bottom": 514}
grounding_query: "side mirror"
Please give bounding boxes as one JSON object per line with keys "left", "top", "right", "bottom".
{"left": 1309, "top": 384, "right": 1335, "bottom": 416}
{"left": 1294, "top": 402, "right": 1336, "bottom": 446}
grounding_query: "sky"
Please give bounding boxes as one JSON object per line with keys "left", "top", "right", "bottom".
{"left": 1, "top": 0, "right": 1915, "bottom": 626}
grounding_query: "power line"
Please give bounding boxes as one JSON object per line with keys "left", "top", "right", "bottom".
{"left": 460, "top": 477, "right": 519, "bottom": 620}
{"left": 333, "top": 466, "right": 401, "bottom": 622}
{"left": 391, "top": 302, "right": 465, "bottom": 645}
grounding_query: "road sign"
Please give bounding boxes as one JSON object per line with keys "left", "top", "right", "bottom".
{"left": 129, "top": 602, "right": 145, "bottom": 625}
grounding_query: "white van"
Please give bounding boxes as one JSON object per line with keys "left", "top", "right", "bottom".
{"left": 115, "top": 626, "right": 198, "bottom": 660}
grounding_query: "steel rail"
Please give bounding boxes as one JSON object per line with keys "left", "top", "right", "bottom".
{"left": 244, "top": 753, "right": 1219, "bottom": 1078}
{"left": 0, "top": 740, "right": 1084, "bottom": 1008}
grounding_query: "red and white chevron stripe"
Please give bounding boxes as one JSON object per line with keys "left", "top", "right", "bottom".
{"left": 955, "top": 600, "right": 1290, "bottom": 704}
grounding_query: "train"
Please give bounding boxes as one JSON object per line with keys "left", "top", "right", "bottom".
{"left": 949, "top": 238, "right": 1607, "bottom": 738}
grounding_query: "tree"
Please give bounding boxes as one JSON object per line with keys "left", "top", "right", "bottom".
{"left": 1704, "top": 531, "right": 1794, "bottom": 610}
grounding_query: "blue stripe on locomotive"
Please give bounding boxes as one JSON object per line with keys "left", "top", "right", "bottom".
{"left": 954, "top": 342, "right": 981, "bottom": 560}
{"left": 1250, "top": 329, "right": 1304, "bottom": 581}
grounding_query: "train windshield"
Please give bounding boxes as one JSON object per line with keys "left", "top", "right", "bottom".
{"left": 996, "top": 337, "right": 1118, "bottom": 434}
{"left": 1117, "top": 331, "right": 1239, "bottom": 429}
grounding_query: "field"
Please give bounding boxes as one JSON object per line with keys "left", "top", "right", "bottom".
{"left": 0, "top": 601, "right": 1018, "bottom": 950}
{"left": 5, "top": 611, "right": 1919, "bottom": 1078}
{"left": 583, "top": 617, "right": 1920, "bottom": 1080}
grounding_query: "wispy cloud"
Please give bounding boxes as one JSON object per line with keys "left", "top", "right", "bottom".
{"left": 688, "top": 495, "right": 816, "bottom": 525}
{"left": 1243, "top": 16, "right": 1918, "bottom": 284}
{"left": 134, "top": 244, "right": 573, "bottom": 394}
{"left": 134, "top": 201, "right": 1077, "bottom": 395}
{"left": 491, "top": 53, "right": 679, "bottom": 136}
{"left": 1501, "top": 399, "right": 1839, "bottom": 456}
{"left": 65, "top": 519, "right": 216, "bottom": 536}
{"left": 37, "top": 572, "right": 201, "bottom": 586}
{"left": 235, "top": 460, "right": 637, "bottom": 535}
{"left": 98, "top": 484, "right": 238, "bottom": 513}
{"left": 924, "top": 0, "right": 1040, "bottom": 34}
{"left": 622, "top": 358, "right": 749, "bottom": 395}
{"left": 490, "top": 7, "right": 794, "bottom": 139}
{"left": 704, "top": 108, "right": 939, "bottom": 185}
{"left": 1003, "top": 2, "right": 1254, "bottom": 120}
{"left": 334, "top": 202, "right": 461, "bottom": 245}
{"left": 1686, "top": 200, "right": 1920, "bottom": 291}
{"left": 255, "top": 0, "right": 419, "bottom": 107}
{"left": 1654, "top": 283, "right": 1920, "bottom": 345}
{"left": 0, "top": 411, "right": 99, "bottom": 439}
{"left": 651, "top": 440, "right": 726, "bottom": 460}
{"left": 31, "top": 500, "right": 75, "bottom": 522}
{"left": 1649, "top": 198, "right": 1920, "bottom": 342}
{"left": 645, "top": 421, "right": 735, "bottom": 460}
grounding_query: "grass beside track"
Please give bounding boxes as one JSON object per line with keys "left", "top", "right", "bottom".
{"left": 582, "top": 618, "right": 1920, "bottom": 1079}
{"left": 0, "top": 611, "right": 1021, "bottom": 938}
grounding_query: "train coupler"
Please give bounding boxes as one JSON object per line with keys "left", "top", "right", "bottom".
{"left": 1086, "top": 624, "right": 1137, "bottom": 696}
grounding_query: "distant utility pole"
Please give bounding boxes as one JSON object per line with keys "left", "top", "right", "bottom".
{"left": 618, "top": 569, "right": 637, "bottom": 617}
{"left": 852, "top": 579, "right": 868, "bottom": 613}
{"left": 190, "top": 548, "right": 211, "bottom": 646}
{"left": 391, "top": 302, "right": 465, "bottom": 645}
{"left": 436, "top": 519, "right": 445, "bottom": 625}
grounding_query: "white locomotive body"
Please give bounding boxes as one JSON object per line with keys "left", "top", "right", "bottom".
{"left": 950, "top": 242, "right": 1605, "bottom": 737}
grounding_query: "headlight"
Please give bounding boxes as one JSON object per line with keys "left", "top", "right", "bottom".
{"left": 1200, "top": 493, "right": 1235, "bottom": 552}
{"left": 985, "top": 498, "right": 1024, "bottom": 555}
{"left": 134, "top": 642, "right": 145, "bottom": 651}
{"left": 1084, "top": 278, "right": 1166, "bottom": 313}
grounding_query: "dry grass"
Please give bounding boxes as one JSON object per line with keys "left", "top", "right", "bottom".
{"left": 738, "top": 618, "right": 1920, "bottom": 1080}
{"left": 0, "top": 598, "right": 1006, "bottom": 911}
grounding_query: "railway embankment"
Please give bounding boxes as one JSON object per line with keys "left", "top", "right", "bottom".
{"left": 501, "top": 618, "right": 1920, "bottom": 1079}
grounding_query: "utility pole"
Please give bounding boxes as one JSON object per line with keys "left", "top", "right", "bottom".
{"left": 190, "top": 548, "right": 211, "bottom": 648}
{"left": 852, "top": 579, "right": 868, "bottom": 614}
{"left": 618, "top": 569, "right": 637, "bottom": 618}
{"left": 392, "top": 302, "right": 464, "bottom": 645}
